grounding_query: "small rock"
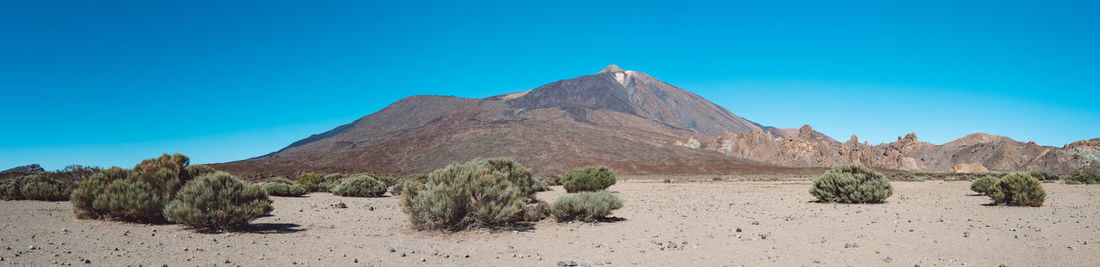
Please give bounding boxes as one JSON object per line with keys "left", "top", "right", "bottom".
{"left": 368, "top": 206, "right": 375, "bottom": 211}
{"left": 558, "top": 261, "right": 567, "bottom": 267}
{"left": 752, "top": 221, "right": 760, "bottom": 225}
{"left": 884, "top": 256, "right": 893, "bottom": 263}
{"left": 401, "top": 252, "right": 406, "bottom": 257}
{"left": 28, "top": 245, "right": 36, "bottom": 250}
{"left": 389, "top": 247, "right": 396, "bottom": 253}
{"left": 736, "top": 228, "right": 742, "bottom": 232}
{"left": 354, "top": 258, "right": 358, "bottom": 263}
{"left": 83, "top": 259, "right": 91, "bottom": 264}
{"left": 963, "top": 232, "right": 970, "bottom": 238}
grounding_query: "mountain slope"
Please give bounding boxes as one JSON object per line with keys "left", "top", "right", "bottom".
{"left": 213, "top": 65, "right": 1095, "bottom": 178}
{"left": 213, "top": 66, "right": 794, "bottom": 178}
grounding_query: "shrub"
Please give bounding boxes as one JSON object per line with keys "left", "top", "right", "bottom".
{"left": 391, "top": 174, "right": 428, "bottom": 196}
{"left": 163, "top": 172, "right": 273, "bottom": 231}
{"left": 318, "top": 173, "right": 348, "bottom": 192}
{"left": 295, "top": 173, "right": 325, "bottom": 192}
{"left": 400, "top": 158, "right": 537, "bottom": 231}
{"left": 539, "top": 175, "right": 562, "bottom": 186}
{"left": 333, "top": 175, "right": 388, "bottom": 197}
{"left": 261, "top": 182, "right": 308, "bottom": 197}
{"left": 1029, "top": 172, "right": 1062, "bottom": 182}
{"left": 1067, "top": 169, "right": 1100, "bottom": 184}
{"left": 1, "top": 174, "right": 73, "bottom": 201}
{"left": 562, "top": 166, "right": 617, "bottom": 193}
{"left": 70, "top": 153, "right": 197, "bottom": 222}
{"left": 523, "top": 201, "right": 551, "bottom": 222}
{"left": 265, "top": 176, "right": 293, "bottom": 184}
{"left": 550, "top": 191, "right": 623, "bottom": 222}
{"left": 809, "top": 164, "right": 893, "bottom": 204}
{"left": 374, "top": 175, "right": 399, "bottom": 187}
{"left": 989, "top": 173, "right": 1046, "bottom": 207}
{"left": 970, "top": 176, "right": 999, "bottom": 195}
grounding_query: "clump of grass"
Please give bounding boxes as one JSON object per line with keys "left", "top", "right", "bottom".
{"left": 332, "top": 174, "right": 387, "bottom": 197}
{"left": 550, "top": 191, "right": 623, "bottom": 222}
{"left": 163, "top": 172, "right": 273, "bottom": 231}
{"left": 562, "top": 166, "right": 616, "bottom": 193}
{"left": 809, "top": 164, "right": 893, "bottom": 204}
{"left": 989, "top": 173, "right": 1046, "bottom": 207}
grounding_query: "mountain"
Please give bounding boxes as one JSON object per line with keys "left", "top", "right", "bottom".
{"left": 0, "top": 164, "right": 45, "bottom": 179}
{"left": 213, "top": 65, "right": 1096, "bottom": 178}
{"left": 213, "top": 66, "right": 805, "bottom": 178}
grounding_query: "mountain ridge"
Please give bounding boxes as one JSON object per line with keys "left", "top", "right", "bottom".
{"left": 211, "top": 65, "right": 1096, "bottom": 178}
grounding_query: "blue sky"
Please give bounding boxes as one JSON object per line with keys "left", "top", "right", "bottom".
{"left": 2, "top": 1, "right": 1098, "bottom": 170}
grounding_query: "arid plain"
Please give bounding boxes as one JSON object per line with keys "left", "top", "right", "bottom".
{"left": 2, "top": 178, "right": 1097, "bottom": 266}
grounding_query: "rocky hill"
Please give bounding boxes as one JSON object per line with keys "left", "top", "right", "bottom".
{"left": 692, "top": 127, "right": 1096, "bottom": 173}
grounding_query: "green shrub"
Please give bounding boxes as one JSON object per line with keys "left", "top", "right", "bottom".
{"left": 1029, "top": 172, "right": 1062, "bottom": 182}
{"left": 70, "top": 153, "right": 197, "bottom": 222}
{"left": 318, "top": 173, "right": 348, "bottom": 192}
{"left": 373, "top": 175, "right": 399, "bottom": 187}
{"left": 185, "top": 165, "right": 217, "bottom": 178}
{"left": 163, "top": 172, "right": 273, "bottom": 231}
{"left": 295, "top": 173, "right": 325, "bottom": 192}
{"left": 391, "top": 174, "right": 428, "bottom": 196}
{"left": 399, "top": 158, "right": 537, "bottom": 231}
{"left": 1, "top": 174, "right": 73, "bottom": 201}
{"left": 989, "top": 173, "right": 1046, "bottom": 207}
{"left": 809, "top": 164, "right": 893, "bottom": 204}
{"left": 539, "top": 175, "right": 562, "bottom": 186}
{"left": 265, "top": 176, "right": 293, "bottom": 184}
{"left": 970, "top": 176, "right": 999, "bottom": 195}
{"left": 261, "top": 182, "right": 307, "bottom": 197}
{"left": 550, "top": 191, "right": 623, "bottom": 222}
{"left": 333, "top": 174, "right": 388, "bottom": 197}
{"left": 562, "top": 166, "right": 617, "bottom": 193}
{"left": 1067, "top": 169, "right": 1100, "bottom": 184}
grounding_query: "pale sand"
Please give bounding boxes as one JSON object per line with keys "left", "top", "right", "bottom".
{"left": 1, "top": 180, "right": 1098, "bottom": 266}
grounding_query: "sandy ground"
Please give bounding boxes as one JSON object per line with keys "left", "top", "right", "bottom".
{"left": 1, "top": 180, "right": 1098, "bottom": 266}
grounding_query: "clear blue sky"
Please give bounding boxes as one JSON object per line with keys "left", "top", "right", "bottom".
{"left": 2, "top": 1, "right": 1098, "bottom": 170}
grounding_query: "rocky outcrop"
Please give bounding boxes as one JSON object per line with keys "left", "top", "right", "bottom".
{"left": 1, "top": 164, "right": 45, "bottom": 175}
{"left": 948, "top": 162, "right": 989, "bottom": 173}
{"left": 690, "top": 127, "right": 1094, "bottom": 173}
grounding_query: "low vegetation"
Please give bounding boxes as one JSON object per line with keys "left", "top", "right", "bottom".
{"left": 391, "top": 174, "right": 428, "bottom": 196}
{"left": 1067, "top": 169, "right": 1100, "bottom": 184}
{"left": 1, "top": 165, "right": 101, "bottom": 201}
{"left": 969, "top": 175, "right": 999, "bottom": 195}
{"left": 294, "top": 173, "right": 326, "bottom": 192}
{"left": 318, "top": 173, "right": 348, "bottom": 192}
{"left": 988, "top": 173, "right": 1046, "bottom": 207}
{"left": 163, "top": 172, "right": 273, "bottom": 231}
{"left": 70, "top": 154, "right": 199, "bottom": 222}
{"left": 539, "top": 174, "right": 562, "bottom": 186}
{"left": 399, "top": 158, "right": 538, "bottom": 231}
{"left": 562, "top": 166, "right": 617, "bottom": 193}
{"left": 551, "top": 191, "right": 623, "bottom": 222}
{"left": 332, "top": 174, "right": 388, "bottom": 197}
{"left": 809, "top": 164, "right": 893, "bottom": 204}
{"left": 261, "top": 182, "right": 308, "bottom": 197}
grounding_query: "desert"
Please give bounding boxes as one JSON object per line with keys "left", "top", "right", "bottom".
{"left": 2, "top": 177, "right": 1098, "bottom": 266}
